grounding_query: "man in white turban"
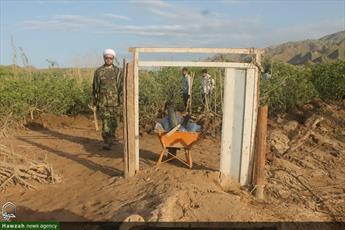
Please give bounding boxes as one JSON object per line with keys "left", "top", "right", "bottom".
{"left": 92, "top": 49, "right": 122, "bottom": 150}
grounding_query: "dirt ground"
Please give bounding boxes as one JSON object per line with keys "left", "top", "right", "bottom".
{"left": 0, "top": 101, "right": 344, "bottom": 223}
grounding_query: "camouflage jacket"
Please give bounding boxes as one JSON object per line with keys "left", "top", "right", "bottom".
{"left": 92, "top": 64, "right": 121, "bottom": 108}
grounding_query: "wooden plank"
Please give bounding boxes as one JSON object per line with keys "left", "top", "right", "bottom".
{"left": 255, "top": 51, "right": 262, "bottom": 104}
{"left": 126, "top": 62, "right": 136, "bottom": 177}
{"left": 220, "top": 68, "right": 235, "bottom": 177}
{"left": 250, "top": 50, "right": 262, "bottom": 184}
{"left": 129, "top": 47, "right": 262, "bottom": 54}
{"left": 138, "top": 61, "right": 257, "bottom": 69}
{"left": 255, "top": 49, "right": 264, "bottom": 72}
{"left": 166, "top": 124, "right": 181, "bottom": 137}
{"left": 122, "top": 59, "right": 128, "bottom": 178}
{"left": 254, "top": 105, "right": 268, "bottom": 199}
{"left": 248, "top": 68, "right": 259, "bottom": 185}
{"left": 239, "top": 68, "right": 256, "bottom": 185}
{"left": 132, "top": 51, "right": 140, "bottom": 172}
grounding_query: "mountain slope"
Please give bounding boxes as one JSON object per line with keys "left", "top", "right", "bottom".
{"left": 265, "top": 31, "right": 345, "bottom": 65}
{"left": 211, "top": 31, "right": 345, "bottom": 65}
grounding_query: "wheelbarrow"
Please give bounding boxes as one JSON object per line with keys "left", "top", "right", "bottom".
{"left": 156, "top": 131, "right": 201, "bottom": 168}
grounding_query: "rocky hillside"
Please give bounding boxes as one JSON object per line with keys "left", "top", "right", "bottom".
{"left": 212, "top": 31, "right": 345, "bottom": 65}
{"left": 265, "top": 31, "right": 345, "bottom": 65}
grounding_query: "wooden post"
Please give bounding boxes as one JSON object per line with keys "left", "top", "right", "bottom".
{"left": 123, "top": 59, "right": 128, "bottom": 178}
{"left": 205, "top": 95, "right": 209, "bottom": 113}
{"left": 220, "top": 71, "right": 223, "bottom": 111}
{"left": 132, "top": 51, "right": 139, "bottom": 172}
{"left": 124, "top": 62, "right": 136, "bottom": 177}
{"left": 254, "top": 105, "right": 268, "bottom": 199}
{"left": 255, "top": 51, "right": 262, "bottom": 104}
{"left": 188, "top": 72, "right": 194, "bottom": 114}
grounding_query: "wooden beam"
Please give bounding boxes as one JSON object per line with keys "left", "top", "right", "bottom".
{"left": 255, "top": 49, "right": 264, "bottom": 68}
{"left": 123, "top": 59, "right": 128, "bottom": 178}
{"left": 125, "top": 62, "right": 136, "bottom": 177}
{"left": 248, "top": 68, "right": 259, "bottom": 185}
{"left": 138, "top": 61, "right": 257, "bottom": 69}
{"left": 132, "top": 50, "right": 140, "bottom": 172}
{"left": 254, "top": 105, "right": 268, "bottom": 200}
{"left": 249, "top": 54, "right": 261, "bottom": 184}
{"left": 129, "top": 47, "right": 262, "bottom": 54}
{"left": 255, "top": 51, "right": 262, "bottom": 104}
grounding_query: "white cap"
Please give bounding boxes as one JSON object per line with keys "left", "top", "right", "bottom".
{"left": 103, "top": 49, "right": 116, "bottom": 58}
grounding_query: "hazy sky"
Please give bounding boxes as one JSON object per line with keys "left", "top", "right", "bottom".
{"left": 1, "top": 0, "right": 344, "bottom": 68}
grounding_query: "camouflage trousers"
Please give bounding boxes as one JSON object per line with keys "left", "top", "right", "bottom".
{"left": 99, "top": 107, "right": 117, "bottom": 145}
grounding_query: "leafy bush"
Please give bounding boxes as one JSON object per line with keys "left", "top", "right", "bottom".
{"left": 311, "top": 61, "right": 345, "bottom": 100}
{"left": 139, "top": 67, "right": 224, "bottom": 124}
{"left": 1, "top": 60, "right": 344, "bottom": 129}
{"left": 260, "top": 61, "right": 319, "bottom": 114}
{"left": 0, "top": 66, "right": 14, "bottom": 76}
{"left": 0, "top": 72, "right": 92, "bottom": 126}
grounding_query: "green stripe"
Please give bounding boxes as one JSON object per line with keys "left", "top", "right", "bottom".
{"left": 0, "top": 222, "right": 59, "bottom": 230}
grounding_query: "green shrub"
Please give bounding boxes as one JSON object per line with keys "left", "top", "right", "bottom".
{"left": 0, "top": 72, "right": 92, "bottom": 126}
{"left": 311, "top": 61, "right": 345, "bottom": 100}
{"left": 139, "top": 67, "right": 224, "bottom": 123}
{"left": 260, "top": 61, "right": 319, "bottom": 114}
{"left": 1, "top": 60, "right": 344, "bottom": 129}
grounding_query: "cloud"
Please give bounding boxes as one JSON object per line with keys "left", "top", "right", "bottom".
{"left": 94, "top": 19, "right": 259, "bottom": 47}
{"left": 135, "top": 1, "right": 231, "bottom": 26}
{"left": 95, "top": 24, "right": 190, "bottom": 37}
{"left": 17, "top": 12, "right": 260, "bottom": 47}
{"left": 201, "top": 9, "right": 211, "bottom": 16}
{"left": 104, "top": 13, "right": 131, "bottom": 21}
{"left": 149, "top": 8, "right": 178, "bottom": 18}
{"left": 221, "top": 0, "right": 250, "bottom": 5}
{"left": 16, "top": 10, "right": 344, "bottom": 49}
{"left": 18, "top": 15, "right": 110, "bottom": 29}
{"left": 18, "top": 13, "right": 133, "bottom": 30}
{"left": 34, "top": 0, "right": 75, "bottom": 4}
{"left": 129, "top": 0, "right": 176, "bottom": 19}
{"left": 130, "top": 0, "right": 171, "bottom": 8}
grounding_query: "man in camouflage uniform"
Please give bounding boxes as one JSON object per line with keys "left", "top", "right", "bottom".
{"left": 93, "top": 49, "right": 121, "bottom": 150}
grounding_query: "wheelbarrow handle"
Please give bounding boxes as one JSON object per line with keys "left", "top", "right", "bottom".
{"left": 166, "top": 124, "right": 181, "bottom": 137}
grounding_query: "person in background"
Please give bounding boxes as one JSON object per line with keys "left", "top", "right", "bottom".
{"left": 92, "top": 49, "right": 122, "bottom": 150}
{"left": 181, "top": 67, "right": 191, "bottom": 111}
{"left": 262, "top": 58, "right": 272, "bottom": 80}
{"left": 200, "top": 69, "right": 215, "bottom": 112}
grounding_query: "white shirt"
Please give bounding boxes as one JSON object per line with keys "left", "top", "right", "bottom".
{"left": 201, "top": 74, "right": 215, "bottom": 95}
